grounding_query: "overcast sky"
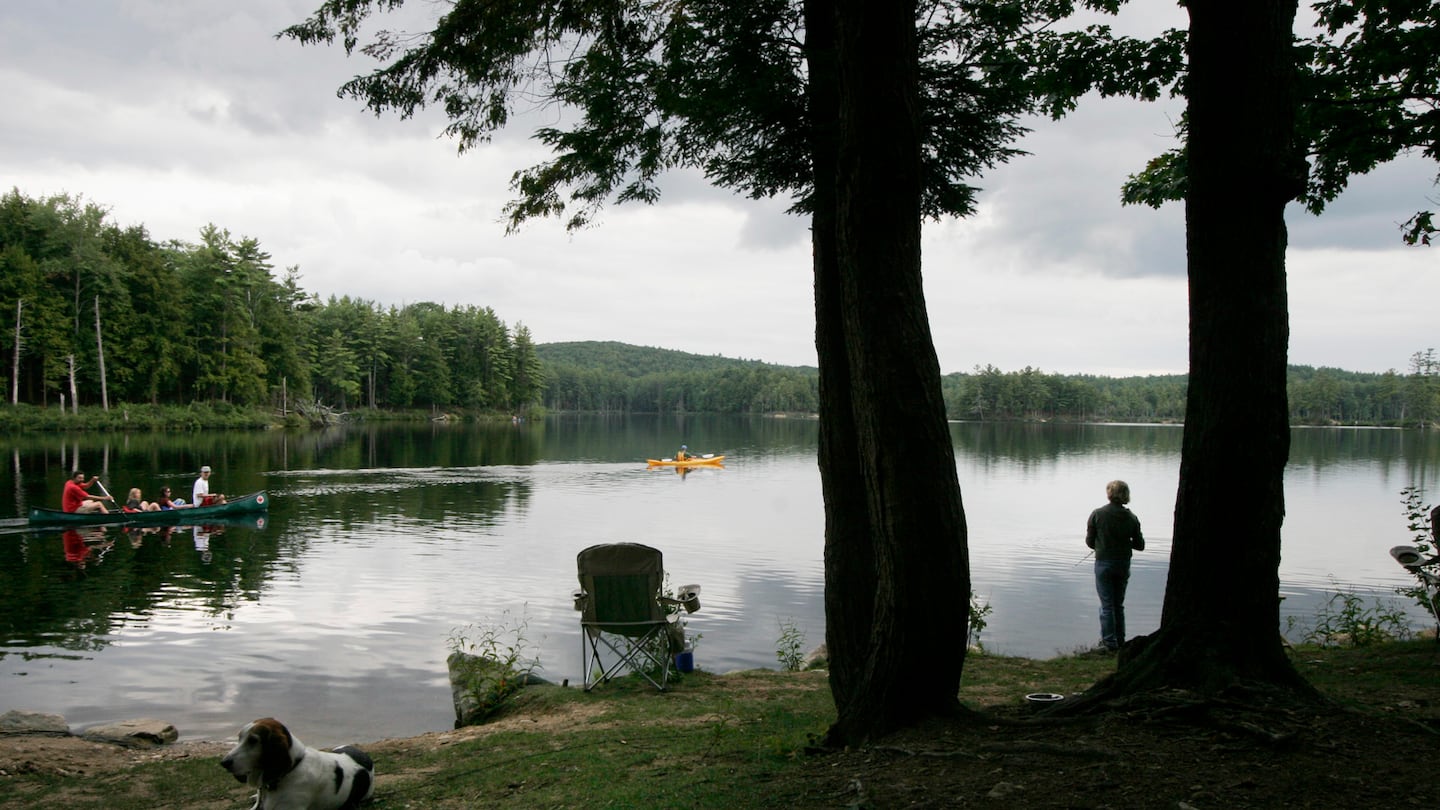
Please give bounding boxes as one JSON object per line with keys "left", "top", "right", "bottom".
{"left": 2, "top": 2, "right": 1435, "bottom": 376}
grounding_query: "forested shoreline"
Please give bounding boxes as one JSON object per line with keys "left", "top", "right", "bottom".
{"left": 1, "top": 190, "right": 544, "bottom": 420}
{"left": 542, "top": 342, "right": 1440, "bottom": 427}
{"left": 3, "top": 189, "right": 1435, "bottom": 429}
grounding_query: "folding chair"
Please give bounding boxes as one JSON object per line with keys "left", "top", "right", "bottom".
{"left": 574, "top": 543, "right": 697, "bottom": 691}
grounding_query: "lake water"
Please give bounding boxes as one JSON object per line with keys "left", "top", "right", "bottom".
{"left": 0, "top": 417, "right": 1435, "bottom": 745}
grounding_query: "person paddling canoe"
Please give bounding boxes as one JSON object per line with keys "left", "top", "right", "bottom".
{"left": 62, "top": 471, "right": 112, "bottom": 514}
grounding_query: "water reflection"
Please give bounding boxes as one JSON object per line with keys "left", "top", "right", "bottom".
{"left": 0, "top": 418, "right": 1435, "bottom": 744}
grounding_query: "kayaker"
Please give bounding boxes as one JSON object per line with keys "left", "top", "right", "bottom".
{"left": 676, "top": 445, "right": 689, "bottom": 461}
{"left": 193, "top": 465, "right": 227, "bottom": 506}
{"left": 62, "top": 471, "right": 112, "bottom": 514}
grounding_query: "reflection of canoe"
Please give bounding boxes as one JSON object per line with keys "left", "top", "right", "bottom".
{"left": 28, "top": 491, "right": 270, "bottom": 527}
{"left": 647, "top": 455, "right": 725, "bottom": 467}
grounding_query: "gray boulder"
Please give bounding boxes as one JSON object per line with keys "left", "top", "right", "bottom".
{"left": 81, "top": 718, "right": 178, "bottom": 747}
{"left": 0, "top": 710, "right": 69, "bottom": 736}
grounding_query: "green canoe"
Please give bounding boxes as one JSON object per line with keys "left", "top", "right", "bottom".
{"left": 28, "top": 490, "right": 270, "bottom": 527}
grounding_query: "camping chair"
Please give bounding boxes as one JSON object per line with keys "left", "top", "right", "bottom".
{"left": 574, "top": 543, "right": 699, "bottom": 692}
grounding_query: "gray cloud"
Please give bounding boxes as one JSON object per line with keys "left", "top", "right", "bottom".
{"left": 0, "top": 1, "right": 1432, "bottom": 379}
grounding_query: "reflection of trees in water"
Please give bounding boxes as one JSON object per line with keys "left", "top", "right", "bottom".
{"left": 949, "top": 422, "right": 1440, "bottom": 478}
{"left": 951, "top": 422, "right": 1184, "bottom": 465}
{"left": 545, "top": 413, "right": 819, "bottom": 461}
{"left": 0, "top": 522, "right": 274, "bottom": 656}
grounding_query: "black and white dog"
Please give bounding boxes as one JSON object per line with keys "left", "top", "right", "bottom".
{"left": 221, "top": 717, "right": 374, "bottom": 810}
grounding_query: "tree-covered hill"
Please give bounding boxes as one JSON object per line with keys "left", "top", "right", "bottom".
{"left": 536, "top": 341, "right": 815, "bottom": 378}
{"left": 536, "top": 341, "right": 820, "bottom": 414}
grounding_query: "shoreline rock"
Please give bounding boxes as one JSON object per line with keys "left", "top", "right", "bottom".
{"left": 1, "top": 710, "right": 178, "bottom": 748}
{"left": 0, "top": 710, "right": 69, "bottom": 736}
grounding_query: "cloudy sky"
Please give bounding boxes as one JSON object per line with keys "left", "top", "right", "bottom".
{"left": 2, "top": 2, "right": 1435, "bottom": 377}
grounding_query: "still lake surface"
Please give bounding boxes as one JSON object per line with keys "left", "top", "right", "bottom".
{"left": 0, "top": 416, "right": 1436, "bottom": 744}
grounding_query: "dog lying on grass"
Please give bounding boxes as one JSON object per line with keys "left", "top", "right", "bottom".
{"left": 221, "top": 717, "right": 374, "bottom": 810}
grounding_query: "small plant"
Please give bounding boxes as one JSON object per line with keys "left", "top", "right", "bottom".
{"left": 1394, "top": 485, "right": 1440, "bottom": 629}
{"left": 1297, "top": 582, "right": 1413, "bottom": 648}
{"left": 969, "top": 591, "right": 993, "bottom": 651}
{"left": 776, "top": 618, "right": 806, "bottom": 672}
{"left": 447, "top": 608, "right": 540, "bottom": 725}
{"left": 634, "top": 580, "right": 693, "bottom": 678}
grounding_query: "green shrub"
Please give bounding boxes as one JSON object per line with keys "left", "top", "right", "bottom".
{"left": 1289, "top": 582, "right": 1413, "bottom": 648}
{"left": 776, "top": 618, "right": 806, "bottom": 672}
{"left": 448, "top": 610, "right": 540, "bottom": 725}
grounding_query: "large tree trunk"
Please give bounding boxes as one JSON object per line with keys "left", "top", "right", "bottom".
{"left": 1098, "top": 0, "right": 1313, "bottom": 698}
{"left": 811, "top": 0, "right": 971, "bottom": 745}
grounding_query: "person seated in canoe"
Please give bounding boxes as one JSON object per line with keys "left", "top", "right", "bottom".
{"left": 62, "top": 471, "right": 112, "bottom": 514}
{"left": 124, "top": 487, "right": 162, "bottom": 513}
{"left": 154, "top": 487, "right": 189, "bottom": 510}
{"left": 676, "top": 445, "right": 689, "bottom": 461}
{"left": 193, "top": 465, "right": 226, "bottom": 507}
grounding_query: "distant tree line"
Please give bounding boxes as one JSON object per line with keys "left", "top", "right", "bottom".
{"left": 942, "top": 354, "right": 1440, "bottom": 426}
{"left": 0, "top": 189, "right": 543, "bottom": 415}
{"left": 6, "top": 189, "right": 1434, "bottom": 426}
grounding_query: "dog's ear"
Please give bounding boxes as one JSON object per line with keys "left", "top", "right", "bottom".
{"left": 253, "top": 718, "right": 296, "bottom": 789}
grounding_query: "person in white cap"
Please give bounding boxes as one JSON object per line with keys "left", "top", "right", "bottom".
{"left": 192, "top": 465, "right": 226, "bottom": 506}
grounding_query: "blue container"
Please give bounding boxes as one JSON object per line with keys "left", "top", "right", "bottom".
{"left": 674, "top": 651, "right": 695, "bottom": 673}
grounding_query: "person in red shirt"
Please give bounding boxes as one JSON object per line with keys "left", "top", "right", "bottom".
{"left": 62, "top": 471, "right": 111, "bottom": 514}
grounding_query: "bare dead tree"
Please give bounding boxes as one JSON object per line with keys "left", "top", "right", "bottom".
{"left": 67, "top": 355, "right": 78, "bottom": 415}
{"left": 93, "top": 296, "right": 109, "bottom": 411}
{"left": 10, "top": 299, "right": 21, "bottom": 406}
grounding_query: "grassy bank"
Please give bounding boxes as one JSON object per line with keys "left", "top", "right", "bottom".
{"left": 6, "top": 642, "right": 1437, "bottom": 809}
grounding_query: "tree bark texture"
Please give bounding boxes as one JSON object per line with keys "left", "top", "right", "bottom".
{"left": 1109, "top": 0, "right": 1313, "bottom": 696}
{"left": 810, "top": 0, "right": 971, "bottom": 744}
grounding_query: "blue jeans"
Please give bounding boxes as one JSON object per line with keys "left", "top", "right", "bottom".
{"left": 1094, "top": 558, "right": 1132, "bottom": 650}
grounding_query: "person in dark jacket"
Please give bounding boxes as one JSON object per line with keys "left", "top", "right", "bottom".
{"left": 1086, "top": 479, "right": 1145, "bottom": 652}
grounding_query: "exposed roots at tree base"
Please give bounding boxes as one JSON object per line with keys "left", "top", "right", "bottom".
{"left": 1052, "top": 628, "right": 1328, "bottom": 727}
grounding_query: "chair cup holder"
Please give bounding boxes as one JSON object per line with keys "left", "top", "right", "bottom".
{"left": 678, "top": 585, "right": 701, "bottom": 613}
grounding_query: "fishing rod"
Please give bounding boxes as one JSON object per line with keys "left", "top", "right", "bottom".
{"left": 1073, "top": 549, "right": 1094, "bottom": 567}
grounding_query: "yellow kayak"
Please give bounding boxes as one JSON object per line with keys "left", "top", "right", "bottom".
{"left": 647, "top": 455, "right": 725, "bottom": 467}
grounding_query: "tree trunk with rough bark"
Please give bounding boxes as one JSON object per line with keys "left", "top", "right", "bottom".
{"left": 1098, "top": 0, "right": 1315, "bottom": 699}
{"left": 811, "top": 0, "right": 972, "bottom": 745}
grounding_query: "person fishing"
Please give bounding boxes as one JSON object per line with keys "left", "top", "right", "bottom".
{"left": 1085, "top": 479, "right": 1145, "bottom": 653}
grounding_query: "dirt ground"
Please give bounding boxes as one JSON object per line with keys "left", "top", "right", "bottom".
{"left": 2, "top": 667, "right": 1437, "bottom": 809}
{"left": 799, "top": 694, "right": 1436, "bottom": 808}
